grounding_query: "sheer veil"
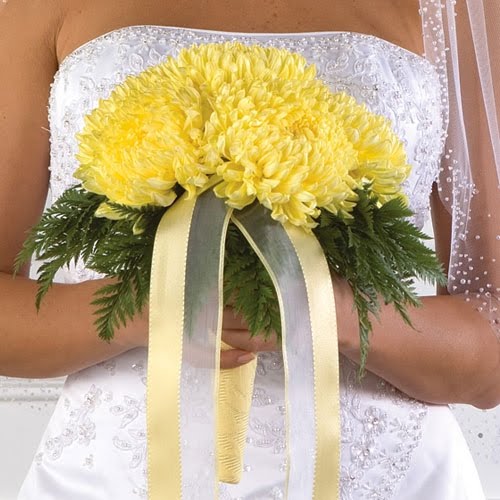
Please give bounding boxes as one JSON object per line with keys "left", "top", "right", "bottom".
{"left": 419, "top": 0, "right": 500, "bottom": 336}
{"left": 419, "top": 1, "right": 500, "bottom": 492}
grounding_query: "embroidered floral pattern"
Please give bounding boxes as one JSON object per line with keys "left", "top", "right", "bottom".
{"left": 109, "top": 364, "right": 148, "bottom": 497}
{"left": 42, "top": 385, "right": 102, "bottom": 461}
{"left": 110, "top": 395, "right": 146, "bottom": 429}
{"left": 338, "top": 358, "right": 427, "bottom": 499}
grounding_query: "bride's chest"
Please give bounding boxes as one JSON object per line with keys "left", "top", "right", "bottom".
{"left": 48, "top": 26, "right": 445, "bottom": 229}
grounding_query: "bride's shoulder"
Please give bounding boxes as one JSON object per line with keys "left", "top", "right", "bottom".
{"left": 51, "top": 0, "right": 147, "bottom": 65}
{"left": 0, "top": 0, "right": 62, "bottom": 53}
{"left": 0, "top": 0, "right": 62, "bottom": 24}
{"left": 361, "top": 0, "right": 424, "bottom": 56}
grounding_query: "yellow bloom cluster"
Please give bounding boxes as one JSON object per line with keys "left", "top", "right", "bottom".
{"left": 76, "top": 43, "right": 410, "bottom": 228}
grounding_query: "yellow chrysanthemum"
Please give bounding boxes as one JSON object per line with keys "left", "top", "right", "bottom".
{"left": 330, "top": 93, "right": 411, "bottom": 205}
{"left": 75, "top": 42, "right": 410, "bottom": 228}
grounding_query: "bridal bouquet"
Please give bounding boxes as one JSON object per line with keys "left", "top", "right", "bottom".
{"left": 16, "top": 42, "right": 445, "bottom": 497}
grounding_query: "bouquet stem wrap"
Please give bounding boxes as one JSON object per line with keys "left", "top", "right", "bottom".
{"left": 147, "top": 189, "right": 340, "bottom": 499}
{"left": 217, "top": 341, "right": 258, "bottom": 484}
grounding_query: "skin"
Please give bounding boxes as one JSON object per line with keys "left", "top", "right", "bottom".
{"left": 0, "top": 0, "right": 499, "bottom": 408}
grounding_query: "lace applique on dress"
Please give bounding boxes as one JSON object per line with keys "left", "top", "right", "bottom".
{"left": 39, "top": 385, "right": 102, "bottom": 462}
{"left": 339, "top": 359, "right": 427, "bottom": 499}
{"left": 109, "top": 360, "right": 149, "bottom": 497}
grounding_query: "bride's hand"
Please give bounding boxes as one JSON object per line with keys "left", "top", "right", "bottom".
{"left": 120, "top": 304, "right": 278, "bottom": 369}
{"left": 220, "top": 307, "right": 279, "bottom": 369}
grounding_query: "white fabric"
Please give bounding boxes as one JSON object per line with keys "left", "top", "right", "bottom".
{"left": 18, "top": 26, "right": 485, "bottom": 500}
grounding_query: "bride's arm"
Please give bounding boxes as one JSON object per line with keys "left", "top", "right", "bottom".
{"left": 336, "top": 200, "right": 500, "bottom": 411}
{"left": 0, "top": 2, "right": 149, "bottom": 379}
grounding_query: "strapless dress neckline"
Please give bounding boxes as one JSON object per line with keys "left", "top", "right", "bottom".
{"left": 56, "top": 24, "right": 429, "bottom": 79}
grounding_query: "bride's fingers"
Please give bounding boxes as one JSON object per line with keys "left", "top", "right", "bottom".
{"left": 220, "top": 349, "right": 256, "bottom": 369}
{"left": 222, "top": 329, "right": 279, "bottom": 352}
{"left": 222, "top": 329, "right": 260, "bottom": 351}
{"left": 222, "top": 307, "right": 248, "bottom": 330}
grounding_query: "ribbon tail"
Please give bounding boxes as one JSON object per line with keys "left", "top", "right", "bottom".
{"left": 232, "top": 204, "right": 340, "bottom": 500}
{"left": 147, "top": 190, "right": 232, "bottom": 499}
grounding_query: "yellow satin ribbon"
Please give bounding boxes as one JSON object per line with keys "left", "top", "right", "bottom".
{"left": 147, "top": 197, "right": 340, "bottom": 499}
{"left": 147, "top": 194, "right": 196, "bottom": 500}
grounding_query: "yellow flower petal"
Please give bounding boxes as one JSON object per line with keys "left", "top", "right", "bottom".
{"left": 76, "top": 42, "right": 410, "bottom": 227}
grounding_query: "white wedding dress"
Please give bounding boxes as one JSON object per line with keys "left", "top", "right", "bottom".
{"left": 18, "top": 26, "right": 485, "bottom": 500}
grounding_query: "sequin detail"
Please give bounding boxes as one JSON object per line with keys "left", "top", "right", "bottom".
{"left": 40, "top": 385, "right": 102, "bottom": 461}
